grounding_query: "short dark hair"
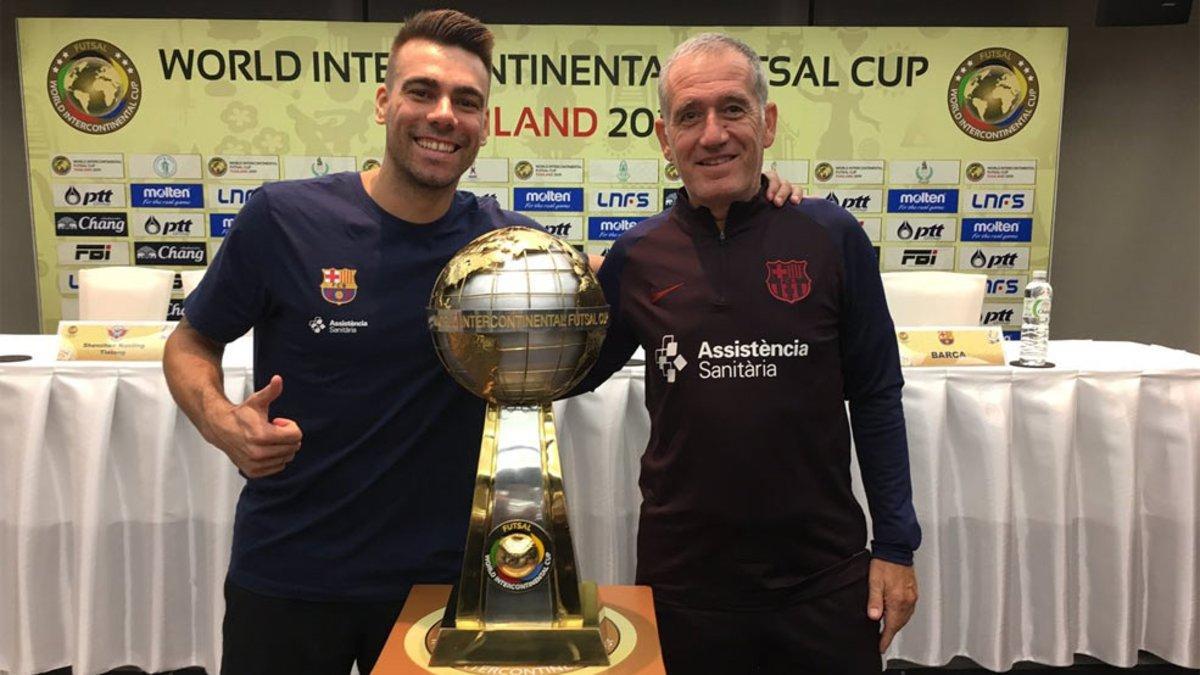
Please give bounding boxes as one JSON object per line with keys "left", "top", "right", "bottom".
{"left": 387, "top": 9, "right": 494, "bottom": 88}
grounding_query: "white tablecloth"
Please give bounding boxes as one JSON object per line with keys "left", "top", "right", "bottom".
{"left": 2, "top": 337, "right": 1198, "bottom": 674}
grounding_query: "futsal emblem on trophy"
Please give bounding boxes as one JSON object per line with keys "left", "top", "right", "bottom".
{"left": 426, "top": 226, "right": 610, "bottom": 666}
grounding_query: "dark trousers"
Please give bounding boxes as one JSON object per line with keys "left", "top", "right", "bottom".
{"left": 220, "top": 580, "right": 407, "bottom": 675}
{"left": 654, "top": 578, "right": 882, "bottom": 675}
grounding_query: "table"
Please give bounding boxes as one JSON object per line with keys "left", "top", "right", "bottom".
{"left": 2, "top": 337, "right": 1198, "bottom": 674}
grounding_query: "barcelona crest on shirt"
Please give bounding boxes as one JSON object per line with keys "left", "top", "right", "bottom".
{"left": 764, "top": 259, "right": 812, "bottom": 304}
{"left": 320, "top": 267, "right": 358, "bottom": 305}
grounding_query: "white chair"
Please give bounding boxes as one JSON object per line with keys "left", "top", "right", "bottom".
{"left": 179, "top": 269, "right": 207, "bottom": 298}
{"left": 78, "top": 267, "right": 174, "bottom": 321}
{"left": 881, "top": 271, "right": 987, "bottom": 327}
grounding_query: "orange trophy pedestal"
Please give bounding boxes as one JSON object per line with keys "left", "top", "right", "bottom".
{"left": 373, "top": 585, "right": 666, "bottom": 675}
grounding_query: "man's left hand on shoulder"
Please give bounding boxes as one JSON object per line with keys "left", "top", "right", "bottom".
{"left": 764, "top": 170, "right": 804, "bottom": 206}
{"left": 867, "top": 557, "right": 919, "bottom": 653}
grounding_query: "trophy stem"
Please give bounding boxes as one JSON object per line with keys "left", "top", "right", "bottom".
{"left": 429, "top": 402, "right": 608, "bottom": 666}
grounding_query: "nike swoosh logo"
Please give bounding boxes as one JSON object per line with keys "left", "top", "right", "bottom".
{"left": 650, "top": 282, "right": 685, "bottom": 304}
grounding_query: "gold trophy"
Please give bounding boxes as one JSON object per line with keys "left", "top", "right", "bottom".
{"left": 426, "top": 227, "right": 610, "bottom": 667}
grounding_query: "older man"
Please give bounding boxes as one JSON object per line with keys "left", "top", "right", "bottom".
{"left": 571, "top": 34, "right": 920, "bottom": 673}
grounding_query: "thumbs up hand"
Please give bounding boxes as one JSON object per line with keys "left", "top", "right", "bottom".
{"left": 209, "top": 374, "right": 303, "bottom": 478}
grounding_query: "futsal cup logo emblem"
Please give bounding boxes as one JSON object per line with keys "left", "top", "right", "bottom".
{"left": 948, "top": 47, "right": 1039, "bottom": 142}
{"left": 47, "top": 39, "right": 141, "bottom": 134}
{"left": 484, "top": 520, "right": 552, "bottom": 592}
{"left": 320, "top": 267, "right": 358, "bottom": 305}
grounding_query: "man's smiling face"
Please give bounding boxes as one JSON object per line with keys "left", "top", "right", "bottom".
{"left": 376, "top": 38, "right": 490, "bottom": 190}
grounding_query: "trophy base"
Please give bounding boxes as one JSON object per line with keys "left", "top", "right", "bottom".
{"left": 428, "top": 626, "right": 609, "bottom": 666}
{"left": 428, "top": 580, "right": 609, "bottom": 667}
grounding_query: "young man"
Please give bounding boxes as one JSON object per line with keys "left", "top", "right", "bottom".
{"left": 164, "top": 12, "right": 802, "bottom": 673}
{"left": 571, "top": 34, "right": 921, "bottom": 674}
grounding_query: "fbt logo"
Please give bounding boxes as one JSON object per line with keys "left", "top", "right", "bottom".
{"left": 964, "top": 190, "right": 1034, "bottom": 214}
{"left": 591, "top": 190, "right": 655, "bottom": 212}
{"left": 881, "top": 246, "right": 955, "bottom": 271}
{"left": 902, "top": 249, "right": 940, "bottom": 265}
{"left": 57, "top": 241, "right": 130, "bottom": 265}
{"left": 655, "top": 335, "right": 688, "bottom": 383}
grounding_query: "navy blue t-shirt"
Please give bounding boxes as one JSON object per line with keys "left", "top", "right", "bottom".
{"left": 185, "top": 172, "right": 538, "bottom": 601}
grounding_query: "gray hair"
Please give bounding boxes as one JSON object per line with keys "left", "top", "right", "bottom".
{"left": 657, "top": 33, "right": 769, "bottom": 121}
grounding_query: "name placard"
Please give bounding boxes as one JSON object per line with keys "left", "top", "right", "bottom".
{"left": 896, "top": 326, "right": 1005, "bottom": 367}
{"left": 56, "top": 321, "right": 176, "bottom": 361}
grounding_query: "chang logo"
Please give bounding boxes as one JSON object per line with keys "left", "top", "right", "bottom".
{"left": 46, "top": 39, "right": 141, "bottom": 134}
{"left": 948, "top": 47, "right": 1039, "bottom": 142}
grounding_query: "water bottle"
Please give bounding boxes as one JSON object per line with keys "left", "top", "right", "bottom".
{"left": 1017, "top": 270, "right": 1052, "bottom": 366}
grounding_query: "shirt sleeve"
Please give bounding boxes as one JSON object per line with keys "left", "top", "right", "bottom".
{"left": 564, "top": 236, "right": 639, "bottom": 397}
{"left": 832, "top": 207, "right": 923, "bottom": 565}
{"left": 182, "top": 188, "right": 275, "bottom": 344}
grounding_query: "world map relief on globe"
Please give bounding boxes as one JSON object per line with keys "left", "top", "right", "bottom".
{"left": 63, "top": 57, "right": 123, "bottom": 115}
{"left": 964, "top": 65, "right": 1020, "bottom": 123}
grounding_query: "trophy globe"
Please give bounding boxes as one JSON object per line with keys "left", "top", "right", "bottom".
{"left": 426, "top": 226, "right": 610, "bottom": 666}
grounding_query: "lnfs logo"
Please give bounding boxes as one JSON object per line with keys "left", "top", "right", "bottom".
{"left": 47, "top": 39, "right": 141, "bottom": 134}
{"left": 948, "top": 47, "right": 1039, "bottom": 142}
{"left": 655, "top": 335, "right": 688, "bottom": 383}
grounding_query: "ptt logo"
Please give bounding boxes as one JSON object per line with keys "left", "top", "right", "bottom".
{"left": 591, "top": 190, "right": 656, "bottom": 212}
{"left": 53, "top": 184, "right": 127, "bottom": 208}
{"left": 894, "top": 220, "right": 946, "bottom": 241}
{"left": 54, "top": 212, "right": 127, "bottom": 236}
{"left": 964, "top": 190, "right": 1034, "bottom": 213}
{"left": 209, "top": 214, "right": 237, "bottom": 237}
{"left": 887, "top": 189, "right": 959, "bottom": 214}
{"left": 981, "top": 305, "right": 1019, "bottom": 326}
{"left": 824, "top": 191, "right": 878, "bottom": 213}
{"left": 541, "top": 221, "right": 573, "bottom": 237}
{"left": 514, "top": 187, "right": 582, "bottom": 212}
{"left": 960, "top": 246, "right": 1030, "bottom": 270}
{"left": 138, "top": 214, "right": 195, "bottom": 237}
{"left": 587, "top": 216, "right": 645, "bottom": 241}
{"left": 961, "top": 218, "right": 1033, "bottom": 242}
{"left": 131, "top": 183, "right": 204, "bottom": 208}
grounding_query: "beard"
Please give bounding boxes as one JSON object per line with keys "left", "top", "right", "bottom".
{"left": 386, "top": 134, "right": 478, "bottom": 192}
